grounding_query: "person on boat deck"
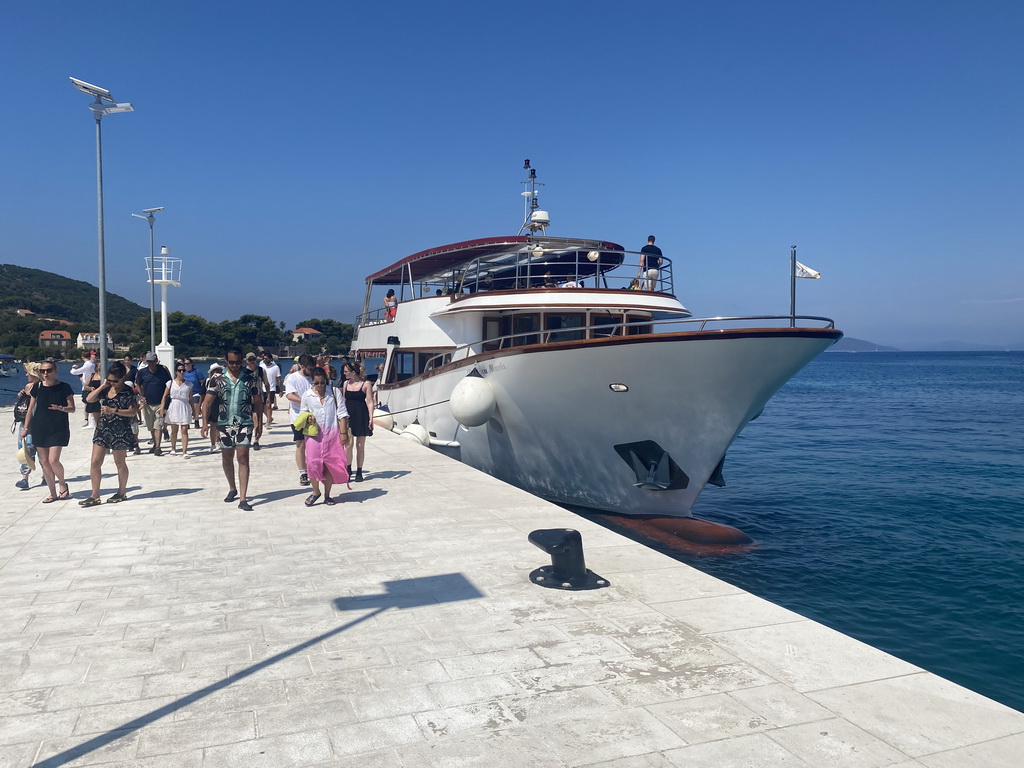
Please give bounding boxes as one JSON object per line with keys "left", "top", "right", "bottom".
{"left": 639, "top": 235, "right": 663, "bottom": 291}
{"left": 384, "top": 289, "right": 398, "bottom": 322}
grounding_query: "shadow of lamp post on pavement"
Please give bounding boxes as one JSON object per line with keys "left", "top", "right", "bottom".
{"left": 34, "top": 573, "right": 485, "bottom": 768}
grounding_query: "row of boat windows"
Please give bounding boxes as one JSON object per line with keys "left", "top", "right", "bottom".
{"left": 384, "top": 312, "right": 652, "bottom": 384}
{"left": 482, "top": 312, "right": 652, "bottom": 350}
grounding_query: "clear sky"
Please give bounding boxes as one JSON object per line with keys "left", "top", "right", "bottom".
{"left": 2, "top": 0, "right": 1021, "bottom": 349}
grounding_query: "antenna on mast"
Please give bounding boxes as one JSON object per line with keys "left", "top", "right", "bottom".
{"left": 518, "top": 159, "right": 549, "bottom": 235}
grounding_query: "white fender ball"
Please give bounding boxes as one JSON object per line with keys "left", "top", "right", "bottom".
{"left": 373, "top": 408, "right": 394, "bottom": 431}
{"left": 449, "top": 373, "right": 496, "bottom": 427}
{"left": 400, "top": 422, "right": 430, "bottom": 446}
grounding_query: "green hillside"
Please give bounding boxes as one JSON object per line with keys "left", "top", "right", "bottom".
{"left": 0, "top": 263, "right": 147, "bottom": 324}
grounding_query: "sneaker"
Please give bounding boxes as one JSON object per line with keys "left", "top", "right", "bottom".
{"left": 238, "top": 500, "right": 253, "bottom": 511}
{"left": 154, "top": 448, "right": 163, "bottom": 457}
{"left": 224, "top": 490, "right": 238, "bottom": 503}
{"left": 182, "top": 453, "right": 191, "bottom": 460}
{"left": 299, "top": 472, "right": 310, "bottom": 487}
{"left": 252, "top": 442, "right": 261, "bottom": 451}
{"left": 15, "top": 478, "right": 29, "bottom": 490}
{"left": 354, "top": 469, "right": 364, "bottom": 483}
{"left": 168, "top": 450, "right": 178, "bottom": 456}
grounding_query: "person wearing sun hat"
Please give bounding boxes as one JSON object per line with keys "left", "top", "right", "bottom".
{"left": 14, "top": 361, "right": 41, "bottom": 489}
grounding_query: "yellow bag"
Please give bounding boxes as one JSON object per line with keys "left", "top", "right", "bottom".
{"left": 291, "top": 411, "right": 319, "bottom": 437}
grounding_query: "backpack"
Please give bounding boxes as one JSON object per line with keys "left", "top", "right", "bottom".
{"left": 13, "top": 392, "right": 31, "bottom": 424}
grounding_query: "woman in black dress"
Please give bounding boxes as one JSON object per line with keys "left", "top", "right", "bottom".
{"left": 341, "top": 361, "right": 374, "bottom": 483}
{"left": 81, "top": 363, "right": 138, "bottom": 506}
{"left": 19, "top": 361, "right": 76, "bottom": 503}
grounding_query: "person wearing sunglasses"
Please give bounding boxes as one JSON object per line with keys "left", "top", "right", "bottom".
{"left": 13, "top": 362, "right": 42, "bottom": 490}
{"left": 18, "top": 361, "right": 76, "bottom": 503}
{"left": 181, "top": 358, "right": 204, "bottom": 429}
{"left": 80, "top": 363, "right": 137, "bottom": 506}
{"left": 298, "top": 367, "right": 350, "bottom": 506}
{"left": 202, "top": 348, "right": 263, "bottom": 511}
{"left": 160, "top": 364, "right": 194, "bottom": 458}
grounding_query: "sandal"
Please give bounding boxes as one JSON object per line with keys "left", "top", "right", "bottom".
{"left": 106, "top": 493, "right": 128, "bottom": 504}
{"left": 58, "top": 483, "right": 70, "bottom": 500}
{"left": 324, "top": 497, "right": 336, "bottom": 506}
{"left": 78, "top": 497, "right": 101, "bottom": 508}
{"left": 42, "top": 495, "right": 58, "bottom": 504}
{"left": 304, "top": 493, "right": 321, "bottom": 507}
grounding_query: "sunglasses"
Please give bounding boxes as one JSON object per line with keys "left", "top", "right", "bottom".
{"left": 106, "top": 377, "right": 121, "bottom": 383}
{"left": 40, "top": 368, "right": 56, "bottom": 374}
{"left": 175, "top": 368, "right": 185, "bottom": 372}
{"left": 226, "top": 360, "right": 243, "bottom": 365}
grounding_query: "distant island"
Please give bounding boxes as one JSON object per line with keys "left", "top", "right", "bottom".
{"left": 827, "top": 337, "right": 901, "bottom": 352}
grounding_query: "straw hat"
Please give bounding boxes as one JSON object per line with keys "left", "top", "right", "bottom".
{"left": 16, "top": 445, "right": 35, "bottom": 472}
{"left": 24, "top": 361, "right": 41, "bottom": 379}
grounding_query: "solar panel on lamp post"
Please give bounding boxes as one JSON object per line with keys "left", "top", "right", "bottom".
{"left": 69, "top": 77, "right": 134, "bottom": 376}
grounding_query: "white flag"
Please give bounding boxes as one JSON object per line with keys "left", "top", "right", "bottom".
{"left": 795, "top": 261, "right": 821, "bottom": 279}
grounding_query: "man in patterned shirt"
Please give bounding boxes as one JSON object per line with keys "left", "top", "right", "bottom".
{"left": 201, "top": 348, "right": 263, "bottom": 511}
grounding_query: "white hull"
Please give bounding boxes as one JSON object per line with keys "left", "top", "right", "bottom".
{"left": 376, "top": 329, "right": 837, "bottom": 518}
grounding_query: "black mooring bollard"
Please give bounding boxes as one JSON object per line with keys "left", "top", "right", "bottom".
{"left": 528, "top": 528, "right": 609, "bottom": 591}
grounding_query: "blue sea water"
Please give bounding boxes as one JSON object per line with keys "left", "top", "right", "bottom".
{"left": 3, "top": 352, "right": 1022, "bottom": 711}
{"left": 665, "top": 351, "right": 1024, "bottom": 712}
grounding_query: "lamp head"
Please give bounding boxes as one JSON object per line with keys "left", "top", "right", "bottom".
{"left": 69, "top": 77, "right": 114, "bottom": 102}
{"left": 142, "top": 207, "right": 165, "bottom": 213}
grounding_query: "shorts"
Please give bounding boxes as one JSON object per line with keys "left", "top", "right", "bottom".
{"left": 217, "top": 422, "right": 254, "bottom": 449}
{"left": 142, "top": 403, "right": 162, "bottom": 432}
{"left": 291, "top": 425, "right": 304, "bottom": 443}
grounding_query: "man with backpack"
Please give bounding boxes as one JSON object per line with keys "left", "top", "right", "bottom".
{"left": 639, "top": 235, "right": 664, "bottom": 291}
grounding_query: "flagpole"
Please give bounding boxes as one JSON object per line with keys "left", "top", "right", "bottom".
{"left": 790, "top": 245, "right": 797, "bottom": 327}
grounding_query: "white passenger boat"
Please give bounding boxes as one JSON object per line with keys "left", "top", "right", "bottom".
{"left": 352, "top": 163, "right": 842, "bottom": 519}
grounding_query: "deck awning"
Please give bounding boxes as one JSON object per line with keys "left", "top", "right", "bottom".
{"left": 365, "top": 236, "right": 626, "bottom": 286}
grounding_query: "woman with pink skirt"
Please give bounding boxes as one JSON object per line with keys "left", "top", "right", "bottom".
{"left": 299, "top": 367, "right": 350, "bottom": 506}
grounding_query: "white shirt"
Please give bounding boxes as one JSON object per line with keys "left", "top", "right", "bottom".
{"left": 260, "top": 361, "right": 281, "bottom": 391}
{"left": 284, "top": 370, "right": 312, "bottom": 420}
{"left": 299, "top": 386, "right": 348, "bottom": 429}
{"left": 69, "top": 359, "right": 96, "bottom": 391}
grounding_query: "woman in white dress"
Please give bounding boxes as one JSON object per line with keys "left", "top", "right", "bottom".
{"left": 160, "top": 363, "right": 194, "bottom": 458}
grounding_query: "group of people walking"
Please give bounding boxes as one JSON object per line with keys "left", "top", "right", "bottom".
{"left": 12, "top": 350, "right": 377, "bottom": 511}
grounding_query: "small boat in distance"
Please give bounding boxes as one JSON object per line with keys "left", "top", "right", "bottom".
{"left": 0, "top": 354, "right": 17, "bottom": 377}
{"left": 351, "top": 162, "right": 842, "bottom": 520}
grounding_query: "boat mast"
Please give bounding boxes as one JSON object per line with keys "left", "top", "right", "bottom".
{"left": 518, "top": 159, "right": 549, "bottom": 235}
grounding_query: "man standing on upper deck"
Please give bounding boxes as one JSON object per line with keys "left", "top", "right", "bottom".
{"left": 638, "top": 235, "right": 664, "bottom": 291}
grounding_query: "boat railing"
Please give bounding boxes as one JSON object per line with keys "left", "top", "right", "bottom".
{"left": 418, "top": 314, "right": 837, "bottom": 371}
{"left": 355, "top": 248, "right": 678, "bottom": 331}
{"left": 457, "top": 248, "right": 673, "bottom": 295}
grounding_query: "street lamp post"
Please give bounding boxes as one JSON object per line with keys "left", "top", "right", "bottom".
{"left": 69, "top": 77, "right": 133, "bottom": 376}
{"left": 132, "top": 207, "right": 165, "bottom": 353}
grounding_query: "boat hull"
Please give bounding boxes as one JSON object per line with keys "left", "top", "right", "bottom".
{"left": 376, "top": 328, "right": 839, "bottom": 518}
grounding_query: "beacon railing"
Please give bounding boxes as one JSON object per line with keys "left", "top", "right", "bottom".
{"left": 417, "top": 314, "right": 838, "bottom": 372}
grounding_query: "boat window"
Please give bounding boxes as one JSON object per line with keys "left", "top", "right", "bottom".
{"left": 545, "top": 313, "right": 586, "bottom": 342}
{"left": 509, "top": 313, "right": 540, "bottom": 347}
{"left": 626, "top": 314, "right": 652, "bottom": 335}
{"left": 390, "top": 352, "right": 416, "bottom": 383}
{"left": 591, "top": 313, "right": 622, "bottom": 338}
{"left": 482, "top": 317, "right": 503, "bottom": 352}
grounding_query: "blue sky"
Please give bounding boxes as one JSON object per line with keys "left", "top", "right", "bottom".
{"left": 2, "top": 0, "right": 1021, "bottom": 349}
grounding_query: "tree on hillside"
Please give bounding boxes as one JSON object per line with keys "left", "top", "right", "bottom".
{"left": 295, "top": 318, "right": 354, "bottom": 352}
